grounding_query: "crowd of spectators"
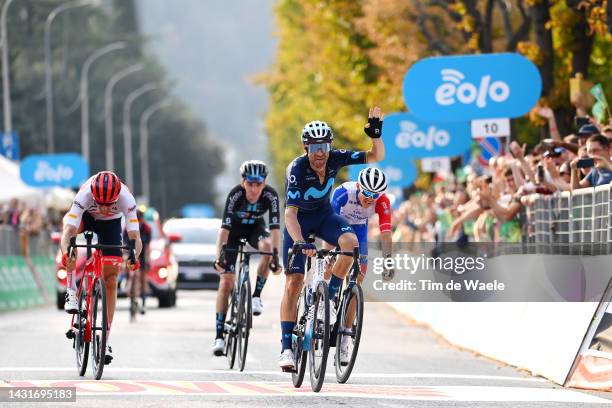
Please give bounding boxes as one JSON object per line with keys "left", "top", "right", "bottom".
{"left": 389, "top": 108, "right": 612, "bottom": 245}
{"left": 0, "top": 198, "right": 51, "bottom": 256}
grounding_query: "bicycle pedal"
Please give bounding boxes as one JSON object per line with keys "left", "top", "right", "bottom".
{"left": 65, "top": 329, "right": 75, "bottom": 339}
{"left": 281, "top": 366, "right": 294, "bottom": 373}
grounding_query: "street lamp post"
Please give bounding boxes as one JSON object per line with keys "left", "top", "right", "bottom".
{"left": 80, "top": 41, "right": 125, "bottom": 166}
{"left": 44, "top": 1, "right": 92, "bottom": 153}
{"left": 1, "top": 0, "right": 15, "bottom": 133}
{"left": 104, "top": 63, "right": 144, "bottom": 171}
{"left": 122, "top": 82, "right": 157, "bottom": 190}
{"left": 139, "top": 99, "right": 171, "bottom": 205}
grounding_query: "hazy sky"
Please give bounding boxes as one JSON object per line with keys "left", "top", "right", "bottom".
{"left": 135, "top": 0, "right": 278, "bottom": 199}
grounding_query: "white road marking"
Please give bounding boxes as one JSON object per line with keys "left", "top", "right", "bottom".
{"left": 0, "top": 367, "right": 545, "bottom": 382}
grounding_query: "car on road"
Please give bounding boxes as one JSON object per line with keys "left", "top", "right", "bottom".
{"left": 162, "top": 218, "right": 220, "bottom": 290}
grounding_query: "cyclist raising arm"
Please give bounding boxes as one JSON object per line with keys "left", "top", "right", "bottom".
{"left": 60, "top": 171, "right": 142, "bottom": 364}
{"left": 212, "top": 160, "right": 281, "bottom": 356}
{"left": 279, "top": 106, "right": 385, "bottom": 370}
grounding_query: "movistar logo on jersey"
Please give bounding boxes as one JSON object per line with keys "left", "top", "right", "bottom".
{"left": 351, "top": 152, "right": 359, "bottom": 159}
{"left": 287, "top": 190, "right": 301, "bottom": 200}
{"left": 304, "top": 178, "right": 335, "bottom": 200}
{"left": 341, "top": 226, "right": 352, "bottom": 232}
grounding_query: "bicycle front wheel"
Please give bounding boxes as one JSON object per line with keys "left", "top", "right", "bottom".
{"left": 226, "top": 292, "right": 238, "bottom": 369}
{"left": 129, "top": 272, "right": 138, "bottom": 323}
{"left": 91, "top": 279, "right": 108, "bottom": 380}
{"left": 292, "top": 288, "right": 308, "bottom": 388}
{"left": 75, "top": 286, "right": 89, "bottom": 376}
{"left": 236, "top": 280, "right": 252, "bottom": 372}
{"left": 335, "top": 283, "right": 364, "bottom": 383}
{"left": 309, "top": 280, "right": 330, "bottom": 393}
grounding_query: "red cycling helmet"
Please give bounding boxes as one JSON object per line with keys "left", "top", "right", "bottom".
{"left": 91, "top": 171, "right": 121, "bottom": 204}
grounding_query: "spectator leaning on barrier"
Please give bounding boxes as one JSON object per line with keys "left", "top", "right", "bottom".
{"left": 571, "top": 134, "right": 612, "bottom": 189}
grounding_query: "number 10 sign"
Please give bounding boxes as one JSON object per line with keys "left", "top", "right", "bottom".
{"left": 471, "top": 118, "right": 510, "bottom": 139}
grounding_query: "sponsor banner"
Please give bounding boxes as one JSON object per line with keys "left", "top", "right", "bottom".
{"left": 20, "top": 154, "right": 88, "bottom": 188}
{"left": 0, "top": 131, "right": 19, "bottom": 160}
{"left": 403, "top": 53, "right": 541, "bottom": 121}
{"left": 383, "top": 112, "right": 471, "bottom": 159}
{"left": 349, "top": 161, "right": 417, "bottom": 190}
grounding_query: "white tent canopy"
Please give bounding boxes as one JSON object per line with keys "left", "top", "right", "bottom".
{"left": 0, "top": 155, "right": 43, "bottom": 205}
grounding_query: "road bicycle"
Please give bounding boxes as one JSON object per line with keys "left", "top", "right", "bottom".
{"left": 286, "top": 240, "right": 360, "bottom": 392}
{"left": 65, "top": 232, "right": 136, "bottom": 380}
{"left": 330, "top": 247, "right": 363, "bottom": 383}
{"left": 221, "top": 239, "right": 277, "bottom": 372}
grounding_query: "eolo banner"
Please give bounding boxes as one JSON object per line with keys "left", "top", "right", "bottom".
{"left": 382, "top": 52, "right": 542, "bottom": 188}
{"left": 403, "top": 53, "right": 541, "bottom": 122}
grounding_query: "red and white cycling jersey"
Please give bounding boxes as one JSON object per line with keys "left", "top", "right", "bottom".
{"left": 330, "top": 181, "right": 392, "bottom": 233}
{"left": 63, "top": 175, "right": 139, "bottom": 232}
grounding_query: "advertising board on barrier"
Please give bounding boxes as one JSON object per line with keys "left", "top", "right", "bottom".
{"left": 403, "top": 53, "right": 541, "bottom": 121}
{"left": 20, "top": 154, "right": 89, "bottom": 188}
{"left": 383, "top": 112, "right": 471, "bottom": 159}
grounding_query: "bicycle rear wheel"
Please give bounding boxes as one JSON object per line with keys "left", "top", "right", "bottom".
{"left": 291, "top": 288, "right": 308, "bottom": 388}
{"left": 91, "top": 279, "right": 108, "bottom": 380}
{"left": 309, "top": 280, "right": 330, "bottom": 393}
{"left": 226, "top": 292, "right": 238, "bottom": 369}
{"left": 335, "top": 284, "right": 364, "bottom": 383}
{"left": 236, "top": 280, "right": 252, "bottom": 372}
{"left": 75, "top": 286, "right": 89, "bottom": 376}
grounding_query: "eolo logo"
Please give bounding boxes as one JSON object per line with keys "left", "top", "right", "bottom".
{"left": 403, "top": 53, "right": 541, "bottom": 121}
{"left": 395, "top": 121, "right": 450, "bottom": 151}
{"left": 435, "top": 69, "right": 510, "bottom": 108}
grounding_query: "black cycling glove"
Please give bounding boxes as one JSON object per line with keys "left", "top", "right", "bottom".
{"left": 364, "top": 116, "right": 383, "bottom": 138}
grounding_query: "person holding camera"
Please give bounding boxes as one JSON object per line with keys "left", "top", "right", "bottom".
{"left": 571, "top": 134, "right": 612, "bottom": 190}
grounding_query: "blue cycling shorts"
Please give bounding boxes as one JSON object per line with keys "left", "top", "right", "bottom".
{"left": 283, "top": 206, "right": 354, "bottom": 274}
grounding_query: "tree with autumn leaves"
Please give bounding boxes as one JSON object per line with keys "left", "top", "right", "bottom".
{"left": 261, "top": 0, "right": 611, "bottom": 186}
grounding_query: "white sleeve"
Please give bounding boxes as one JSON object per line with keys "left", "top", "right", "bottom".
{"left": 63, "top": 189, "right": 90, "bottom": 228}
{"left": 120, "top": 191, "right": 139, "bottom": 232}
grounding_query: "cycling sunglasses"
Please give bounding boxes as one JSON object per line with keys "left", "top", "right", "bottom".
{"left": 361, "top": 189, "right": 380, "bottom": 199}
{"left": 307, "top": 143, "right": 331, "bottom": 154}
{"left": 244, "top": 175, "right": 265, "bottom": 183}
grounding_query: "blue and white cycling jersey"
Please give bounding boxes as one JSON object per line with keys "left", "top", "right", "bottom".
{"left": 285, "top": 150, "right": 366, "bottom": 213}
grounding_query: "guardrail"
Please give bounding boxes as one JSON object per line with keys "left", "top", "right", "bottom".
{"left": 515, "top": 183, "right": 612, "bottom": 255}
{"left": 0, "top": 225, "right": 54, "bottom": 257}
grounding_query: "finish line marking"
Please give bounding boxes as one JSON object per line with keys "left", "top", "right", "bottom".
{"left": 0, "top": 380, "right": 609, "bottom": 403}
{"left": 0, "top": 367, "right": 546, "bottom": 382}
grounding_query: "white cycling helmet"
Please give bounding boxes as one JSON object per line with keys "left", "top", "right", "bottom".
{"left": 358, "top": 167, "right": 387, "bottom": 193}
{"left": 301, "top": 120, "right": 334, "bottom": 144}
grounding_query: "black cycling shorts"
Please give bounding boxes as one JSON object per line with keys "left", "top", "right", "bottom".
{"left": 79, "top": 213, "right": 123, "bottom": 256}
{"left": 222, "top": 220, "right": 270, "bottom": 273}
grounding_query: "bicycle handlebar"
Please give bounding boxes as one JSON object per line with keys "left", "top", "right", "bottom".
{"left": 218, "top": 245, "right": 279, "bottom": 270}
{"left": 288, "top": 244, "right": 358, "bottom": 259}
{"left": 68, "top": 236, "right": 136, "bottom": 263}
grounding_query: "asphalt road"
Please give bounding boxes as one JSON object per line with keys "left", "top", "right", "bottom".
{"left": 1, "top": 272, "right": 611, "bottom": 407}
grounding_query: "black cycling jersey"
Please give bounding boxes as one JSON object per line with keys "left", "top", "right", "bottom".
{"left": 221, "top": 185, "right": 280, "bottom": 230}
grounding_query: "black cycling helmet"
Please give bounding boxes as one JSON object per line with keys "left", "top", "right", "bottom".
{"left": 240, "top": 160, "right": 268, "bottom": 182}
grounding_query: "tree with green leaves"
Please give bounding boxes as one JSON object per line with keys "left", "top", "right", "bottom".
{"left": 0, "top": 0, "right": 223, "bottom": 217}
